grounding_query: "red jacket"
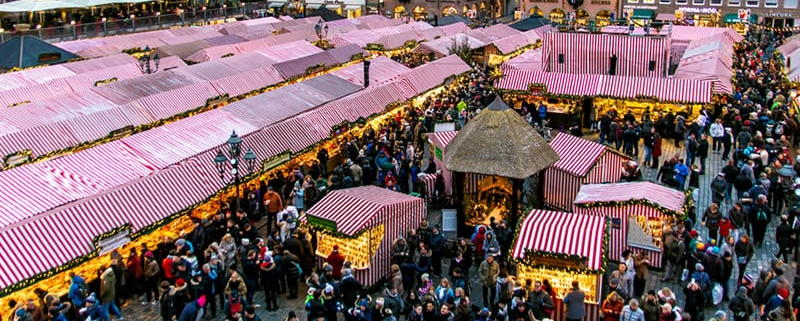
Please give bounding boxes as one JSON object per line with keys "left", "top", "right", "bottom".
{"left": 162, "top": 257, "right": 175, "bottom": 279}
{"left": 325, "top": 251, "right": 345, "bottom": 278}
{"left": 127, "top": 254, "right": 143, "bottom": 279}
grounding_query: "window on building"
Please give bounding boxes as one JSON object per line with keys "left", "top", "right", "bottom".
{"left": 765, "top": 0, "right": 778, "bottom": 6}
{"left": 728, "top": 0, "right": 741, "bottom": 5}
{"left": 692, "top": 0, "right": 704, "bottom": 5}
{"left": 675, "top": 0, "right": 688, "bottom": 4}
{"left": 628, "top": 0, "right": 638, "bottom": 4}
{"left": 710, "top": 0, "right": 722, "bottom": 5}
{"left": 659, "top": 0, "right": 670, "bottom": 4}
{"left": 784, "top": 0, "right": 797, "bottom": 8}
{"left": 746, "top": 0, "right": 759, "bottom": 6}
{"left": 643, "top": 0, "right": 654, "bottom": 4}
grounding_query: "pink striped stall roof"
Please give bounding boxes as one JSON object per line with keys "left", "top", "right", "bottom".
{"left": 501, "top": 49, "right": 544, "bottom": 72}
{"left": 512, "top": 209, "right": 606, "bottom": 270}
{"left": 124, "top": 81, "right": 223, "bottom": 120}
{"left": 428, "top": 130, "right": 459, "bottom": 148}
{"left": 257, "top": 40, "right": 324, "bottom": 63}
{"left": 492, "top": 33, "right": 533, "bottom": 54}
{"left": 119, "top": 109, "right": 260, "bottom": 168}
{"left": 549, "top": 133, "right": 607, "bottom": 176}
{"left": 412, "top": 34, "right": 486, "bottom": 58}
{"left": 778, "top": 39, "right": 800, "bottom": 56}
{"left": 574, "top": 181, "right": 685, "bottom": 212}
{"left": 398, "top": 55, "right": 472, "bottom": 94}
{"left": 668, "top": 26, "right": 743, "bottom": 43}
{"left": 497, "top": 69, "right": 713, "bottom": 102}
{"left": 495, "top": 69, "right": 602, "bottom": 97}
{"left": 331, "top": 29, "right": 381, "bottom": 48}
{"left": 599, "top": 75, "right": 712, "bottom": 103}
{"left": 440, "top": 22, "right": 469, "bottom": 36}
{"left": 353, "top": 15, "right": 403, "bottom": 30}
{"left": 330, "top": 56, "right": 411, "bottom": 87}
{"left": 0, "top": 157, "right": 219, "bottom": 289}
{"left": 306, "top": 186, "right": 423, "bottom": 236}
{"left": 91, "top": 71, "right": 202, "bottom": 104}
{"left": 467, "top": 24, "right": 521, "bottom": 43}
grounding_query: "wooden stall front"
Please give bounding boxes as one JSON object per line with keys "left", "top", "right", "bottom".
{"left": 572, "top": 182, "right": 686, "bottom": 268}
{"left": 513, "top": 209, "right": 607, "bottom": 321}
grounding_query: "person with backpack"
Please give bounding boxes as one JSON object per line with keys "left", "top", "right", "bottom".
{"left": 68, "top": 273, "right": 89, "bottom": 310}
{"left": 729, "top": 286, "right": 756, "bottom": 321}
{"left": 749, "top": 195, "right": 772, "bottom": 247}
{"left": 702, "top": 203, "right": 724, "bottom": 245}
{"left": 224, "top": 291, "right": 245, "bottom": 321}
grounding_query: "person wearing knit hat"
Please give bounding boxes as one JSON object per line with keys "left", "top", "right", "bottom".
{"left": 712, "top": 310, "right": 727, "bottom": 321}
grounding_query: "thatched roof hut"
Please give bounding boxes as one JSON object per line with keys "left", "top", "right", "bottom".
{"left": 444, "top": 96, "right": 559, "bottom": 179}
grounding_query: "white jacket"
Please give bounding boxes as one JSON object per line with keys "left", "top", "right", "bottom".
{"left": 710, "top": 123, "right": 725, "bottom": 138}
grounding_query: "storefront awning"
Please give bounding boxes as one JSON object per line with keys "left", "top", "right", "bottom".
{"left": 305, "top": 2, "right": 324, "bottom": 9}
{"left": 343, "top": 4, "right": 361, "bottom": 10}
{"left": 724, "top": 12, "right": 757, "bottom": 23}
{"left": 632, "top": 9, "right": 654, "bottom": 20}
{"left": 268, "top": 1, "right": 285, "bottom": 8}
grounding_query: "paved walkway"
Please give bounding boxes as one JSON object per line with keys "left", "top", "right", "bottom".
{"left": 119, "top": 134, "right": 795, "bottom": 321}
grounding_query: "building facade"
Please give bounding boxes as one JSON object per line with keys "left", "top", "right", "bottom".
{"left": 521, "top": 0, "right": 618, "bottom": 26}
{"left": 377, "top": 0, "right": 506, "bottom": 23}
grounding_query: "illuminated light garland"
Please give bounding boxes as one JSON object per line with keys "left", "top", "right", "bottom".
{"left": 574, "top": 198, "right": 687, "bottom": 220}
{"left": 8, "top": 100, "right": 31, "bottom": 108}
{"left": 94, "top": 77, "right": 118, "bottom": 87}
{"left": 221, "top": 53, "right": 235, "bottom": 58}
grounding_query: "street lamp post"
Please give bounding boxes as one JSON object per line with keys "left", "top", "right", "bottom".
{"left": 314, "top": 19, "right": 328, "bottom": 43}
{"left": 214, "top": 130, "right": 258, "bottom": 213}
{"left": 138, "top": 45, "right": 161, "bottom": 74}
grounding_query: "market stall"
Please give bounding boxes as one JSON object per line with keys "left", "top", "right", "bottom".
{"left": 513, "top": 209, "right": 607, "bottom": 321}
{"left": 573, "top": 182, "right": 687, "bottom": 268}
{"left": 304, "top": 186, "right": 426, "bottom": 286}
{"left": 544, "top": 132, "right": 628, "bottom": 211}
{"left": 427, "top": 130, "right": 459, "bottom": 195}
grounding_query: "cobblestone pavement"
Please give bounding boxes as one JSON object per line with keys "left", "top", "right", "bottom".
{"left": 120, "top": 135, "right": 796, "bottom": 321}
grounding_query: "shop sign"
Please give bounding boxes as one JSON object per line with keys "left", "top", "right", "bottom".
{"left": 678, "top": 7, "right": 718, "bottom": 13}
{"left": 110, "top": 125, "right": 134, "bottom": 140}
{"left": 308, "top": 215, "right": 338, "bottom": 233}
{"left": 435, "top": 146, "right": 443, "bottom": 161}
{"left": 592, "top": 0, "right": 612, "bottom": 4}
{"left": 739, "top": 9, "right": 752, "bottom": 20}
{"left": 97, "top": 227, "right": 131, "bottom": 256}
{"left": 264, "top": 152, "right": 291, "bottom": 171}
{"left": 533, "top": 0, "right": 559, "bottom": 4}
{"left": 528, "top": 252, "right": 587, "bottom": 270}
{"left": 622, "top": 5, "right": 657, "bottom": 9}
{"left": 3, "top": 149, "right": 31, "bottom": 168}
{"left": 767, "top": 12, "right": 792, "bottom": 18}
{"left": 528, "top": 83, "right": 546, "bottom": 96}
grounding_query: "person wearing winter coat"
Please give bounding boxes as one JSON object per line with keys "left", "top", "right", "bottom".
{"left": 479, "top": 256, "right": 500, "bottom": 308}
{"left": 683, "top": 282, "right": 705, "bottom": 321}
{"left": 601, "top": 292, "right": 624, "bottom": 321}
{"left": 483, "top": 231, "right": 501, "bottom": 260}
{"left": 472, "top": 226, "right": 487, "bottom": 259}
{"left": 711, "top": 173, "right": 728, "bottom": 207}
{"left": 340, "top": 269, "right": 364, "bottom": 310}
{"left": 68, "top": 273, "right": 89, "bottom": 309}
{"left": 100, "top": 267, "right": 124, "bottom": 321}
{"left": 729, "top": 286, "right": 756, "bottom": 321}
{"left": 734, "top": 234, "right": 755, "bottom": 282}
{"left": 383, "top": 284, "right": 405, "bottom": 318}
{"left": 178, "top": 295, "right": 205, "bottom": 321}
{"left": 528, "top": 281, "right": 555, "bottom": 320}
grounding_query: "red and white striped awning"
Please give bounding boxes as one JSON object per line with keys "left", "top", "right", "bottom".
{"left": 574, "top": 181, "right": 686, "bottom": 213}
{"left": 549, "top": 133, "right": 607, "bottom": 176}
{"left": 0, "top": 157, "right": 220, "bottom": 289}
{"left": 428, "top": 130, "right": 459, "bottom": 148}
{"left": 397, "top": 55, "right": 471, "bottom": 95}
{"left": 306, "top": 186, "right": 424, "bottom": 236}
{"left": 513, "top": 209, "right": 606, "bottom": 270}
{"left": 495, "top": 69, "right": 602, "bottom": 97}
{"left": 599, "top": 75, "right": 712, "bottom": 103}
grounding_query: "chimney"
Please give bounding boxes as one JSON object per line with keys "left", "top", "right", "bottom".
{"left": 363, "top": 60, "right": 371, "bottom": 88}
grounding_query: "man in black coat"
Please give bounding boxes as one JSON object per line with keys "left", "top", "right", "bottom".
{"left": 775, "top": 215, "right": 794, "bottom": 262}
{"left": 697, "top": 134, "right": 710, "bottom": 175}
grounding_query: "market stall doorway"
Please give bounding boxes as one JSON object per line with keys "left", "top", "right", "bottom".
{"left": 393, "top": 5, "right": 406, "bottom": 18}
{"left": 528, "top": 6, "right": 543, "bottom": 17}
{"left": 465, "top": 175, "right": 513, "bottom": 226}
{"left": 442, "top": 6, "right": 458, "bottom": 16}
{"left": 549, "top": 8, "right": 565, "bottom": 24}
{"left": 412, "top": 6, "right": 427, "bottom": 20}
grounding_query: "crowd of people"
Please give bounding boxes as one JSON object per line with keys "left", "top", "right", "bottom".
{"left": 8, "top": 23, "right": 800, "bottom": 321}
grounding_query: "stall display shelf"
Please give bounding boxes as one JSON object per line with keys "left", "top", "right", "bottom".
{"left": 315, "top": 224, "right": 384, "bottom": 269}
{"left": 517, "top": 264, "right": 599, "bottom": 303}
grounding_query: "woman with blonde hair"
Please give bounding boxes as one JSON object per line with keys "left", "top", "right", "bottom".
{"left": 435, "top": 278, "right": 455, "bottom": 306}
{"left": 601, "top": 292, "right": 624, "bottom": 321}
{"left": 219, "top": 234, "right": 237, "bottom": 269}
